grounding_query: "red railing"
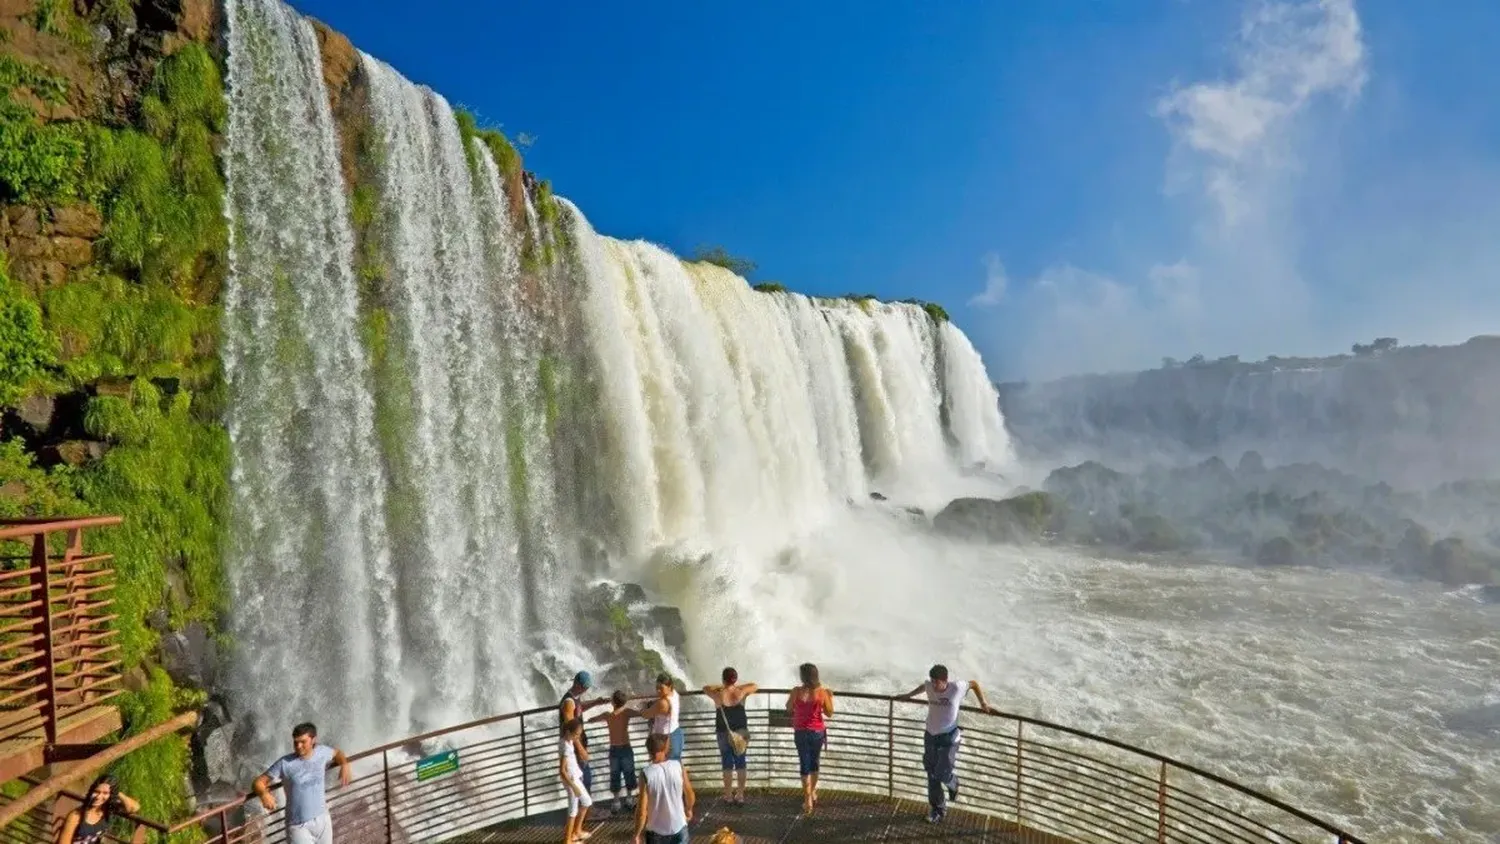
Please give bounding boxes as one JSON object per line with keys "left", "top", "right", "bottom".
{"left": 0, "top": 517, "right": 124, "bottom": 753}
{"left": 58, "top": 688, "right": 1369, "bottom": 844}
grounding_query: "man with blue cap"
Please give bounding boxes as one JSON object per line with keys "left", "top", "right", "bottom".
{"left": 560, "top": 670, "right": 610, "bottom": 798}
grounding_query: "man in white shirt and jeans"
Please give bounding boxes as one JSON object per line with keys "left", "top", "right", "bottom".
{"left": 632, "top": 732, "right": 696, "bottom": 844}
{"left": 901, "top": 664, "right": 995, "bottom": 824}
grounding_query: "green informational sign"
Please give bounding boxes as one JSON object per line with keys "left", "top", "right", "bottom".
{"left": 416, "top": 749, "right": 459, "bottom": 782}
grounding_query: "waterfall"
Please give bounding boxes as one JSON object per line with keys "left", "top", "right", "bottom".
{"left": 221, "top": 0, "right": 404, "bottom": 754}
{"left": 220, "top": 0, "right": 1016, "bottom": 764}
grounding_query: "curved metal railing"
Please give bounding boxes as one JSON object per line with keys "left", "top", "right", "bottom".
{"left": 15, "top": 688, "right": 1368, "bottom": 843}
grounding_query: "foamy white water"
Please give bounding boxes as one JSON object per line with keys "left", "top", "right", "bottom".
{"left": 668, "top": 504, "right": 1498, "bottom": 842}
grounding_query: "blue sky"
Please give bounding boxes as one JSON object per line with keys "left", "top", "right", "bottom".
{"left": 289, "top": 0, "right": 1500, "bottom": 381}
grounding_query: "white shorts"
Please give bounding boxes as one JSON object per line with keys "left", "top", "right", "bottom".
{"left": 567, "top": 779, "right": 593, "bottom": 817}
{"left": 288, "top": 812, "right": 333, "bottom": 844}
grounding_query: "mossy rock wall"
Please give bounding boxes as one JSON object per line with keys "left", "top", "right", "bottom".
{"left": 1, "top": 0, "right": 228, "bottom": 828}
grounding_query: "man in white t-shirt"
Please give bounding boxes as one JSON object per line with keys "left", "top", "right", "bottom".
{"left": 901, "top": 664, "right": 995, "bottom": 824}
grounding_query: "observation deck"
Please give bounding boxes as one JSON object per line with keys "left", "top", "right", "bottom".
{"left": 7, "top": 688, "right": 1369, "bottom": 843}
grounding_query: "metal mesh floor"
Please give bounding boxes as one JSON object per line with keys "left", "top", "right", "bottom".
{"left": 453, "top": 788, "right": 1075, "bottom": 843}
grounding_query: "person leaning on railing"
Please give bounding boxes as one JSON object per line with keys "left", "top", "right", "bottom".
{"left": 899, "top": 664, "right": 995, "bottom": 825}
{"left": 253, "top": 722, "right": 353, "bottom": 844}
{"left": 786, "top": 662, "right": 833, "bottom": 816}
{"left": 703, "top": 666, "right": 758, "bottom": 806}
{"left": 637, "top": 673, "right": 685, "bottom": 761}
{"left": 56, "top": 775, "right": 138, "bottom": 844}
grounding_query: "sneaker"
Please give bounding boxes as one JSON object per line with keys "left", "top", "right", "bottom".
{"left": 926, "top": 810, "right": 941, "bottom": 823}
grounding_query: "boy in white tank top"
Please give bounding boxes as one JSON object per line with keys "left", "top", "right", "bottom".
{"left": 632, "top": 732, "right": 696, "bottom": 844}
{"left": 901, "top": 663, "right": 995, "bottom": 824}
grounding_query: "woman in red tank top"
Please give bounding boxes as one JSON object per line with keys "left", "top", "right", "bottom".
{"left": 785, "top": 662, "right": 834, "bottom": 815}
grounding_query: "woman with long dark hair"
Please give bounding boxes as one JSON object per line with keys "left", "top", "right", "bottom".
{"left": 56, "top": 775, "right": 139, "bottom": 844}
{"left": 785, "top": 662, "right": 833, "bottom": 815}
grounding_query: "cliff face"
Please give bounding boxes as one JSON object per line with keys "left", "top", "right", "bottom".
{"left": 0, "top": 0, "right": 680, "bottom": 819}
{"left": 998, "top": 336, "right": 1500, "bottom": 488}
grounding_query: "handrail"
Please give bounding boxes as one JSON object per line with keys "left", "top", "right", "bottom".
{"left": 0, "top": 516, "right": 124, "bottom": 540}
{"left": 58, "top": 686, "right": 1371, "bottom": 844}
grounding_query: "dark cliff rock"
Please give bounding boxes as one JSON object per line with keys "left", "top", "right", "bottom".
{"left": 940, "top": 452, "right": 1500, "bottom": 586}
{"left": 573, "top": 582, "right": 687, "bottom": 693}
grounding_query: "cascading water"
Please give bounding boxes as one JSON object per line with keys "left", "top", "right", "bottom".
{"left": 220, "top": 0, "right": 404, "bottom": 755}
{"left": 221, "top": 0, "right": 1013, "bottom": 762}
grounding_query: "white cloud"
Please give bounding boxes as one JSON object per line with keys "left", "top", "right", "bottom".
{"left": 1155, "top": 0, "right": 1365, "bottom": 225}
{"left": 969, "top": 253, "right": 1009, "bottom": 307}
{"left": 973, "top": 0, "right": 1375, "bottom": 379}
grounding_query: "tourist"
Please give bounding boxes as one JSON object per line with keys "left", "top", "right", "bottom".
{"left": 587, "top": 690, "right": 642, "bottom": 812}
{"left": 632, "top": 732, "right": 696, "bottom": 844}
{"left": 559, "top": 670, "right": 609, "bottom": 797}
{"left": 56, "top": 775, "right": 138, "bottom": 844}
{"left": 900, "top": 664, "right": 995, "bottom": 823}
{"left": 703, "top": 667, "right": 758, "bottom": 804}
{"left": 253, "top": 722, "right": 353, "bottom": 844}
{"left": 560, "top": 718, "right": 593, "bottom": 843}
{"left": 637, "top": 672, "right": 684, "bottom": 761}
{"left": 786, "top": 662, "right": 833, "bottom": 815}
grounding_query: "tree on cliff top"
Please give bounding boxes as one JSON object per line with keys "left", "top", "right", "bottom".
{"left": 692, "top": 245, "right": 757, "bottom": 278}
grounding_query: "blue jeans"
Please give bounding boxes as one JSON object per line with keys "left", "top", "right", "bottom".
{"left": 793, "top": 729, "right": 825, "bottom": 776}
{"left": 644, "top": 829, "right": 689, "bottom": 844}
{"left": 717, "top": 733, "right": 747, "bottom": 771}
{"left": 923, "top": 727, "right": 961, "bottom": 811}
{"left": 609, "top": 745, "right": 637, "bottom": 793}
{"left": 667, "top": 727, "right": 685, "bottom": 761}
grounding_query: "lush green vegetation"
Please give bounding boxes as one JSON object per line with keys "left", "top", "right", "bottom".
{"left": 91, "top": 43, "right": 228, "bottom": 297}
{"left": 751, "top": 281, "right": 786, "bottom": 293}
{"left": 0, "top": 38, "right": 230, "bottom": 827}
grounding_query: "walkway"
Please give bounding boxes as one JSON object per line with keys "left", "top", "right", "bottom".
{"left": 459, "top": 788, "right": 1073, "bottom": 843}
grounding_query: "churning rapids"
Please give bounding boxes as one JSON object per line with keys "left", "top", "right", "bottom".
{"left": 211, "top": 0, "right": 1496, "bottom": 841}
{"left": 751, "top": 508, "right": 1499, "bottom": 842}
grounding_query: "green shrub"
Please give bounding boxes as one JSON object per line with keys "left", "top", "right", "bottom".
{"left": 752, "top": 282, "right": 786, "bottom": 293}
{"left": 0, "top": 262, "right": 56, "bottom": 405}
{"left": 691, "top": 245, "right": 756, "bottom": 278}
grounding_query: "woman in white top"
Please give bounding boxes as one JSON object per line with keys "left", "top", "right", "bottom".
{"left": 638, "top": 672, "right": 684, "bottom": 761}
{"left": 559, "top": 718, "right": 593, "bottom": 842}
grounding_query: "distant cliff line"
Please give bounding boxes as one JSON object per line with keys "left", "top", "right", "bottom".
{"left": 997, "top": 335, "right": 1500, "bottom": 488}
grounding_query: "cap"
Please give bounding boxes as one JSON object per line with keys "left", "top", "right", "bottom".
{"left": 574, "top": 670, "right": 592, "bottom": 689}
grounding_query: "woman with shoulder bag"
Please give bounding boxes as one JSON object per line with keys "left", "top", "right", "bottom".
{"left": 704, "top": 667, "right": 758, "bottom": 805}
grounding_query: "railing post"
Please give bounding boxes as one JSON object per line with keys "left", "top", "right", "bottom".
{"left": 382, "top": 749, "right": 393, "bottom": 841}
{"left": 1014, "top": 721, "right": 1024, "bottom": 831}
{"left": 1157, "top": 760, "right": 1168, "bottom": 843}
{"left": 886, "top": 698, "right": 894, "bottom": 799}
{"left": 520, "top": 716, "right": 529, "bottom": 816}
{"left": 31, "top": 533, "right": 58, "bottom": 744}
{"left": 216, "top": 806, "right": 230, "bottom": 844}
